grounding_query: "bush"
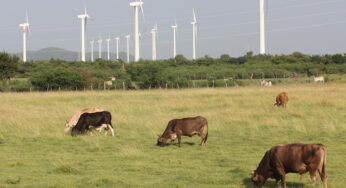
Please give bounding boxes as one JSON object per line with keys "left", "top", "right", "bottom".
{"left": 29, "top": 68, "right": 86, "bottom": 90}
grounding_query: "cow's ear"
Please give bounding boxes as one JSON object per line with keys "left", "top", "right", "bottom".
{"left": 251, "top": 170, "right": 255, "bottom": 176}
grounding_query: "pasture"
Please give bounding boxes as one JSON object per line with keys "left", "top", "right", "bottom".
{"left": 0, "top": 83, "right": 345, "bottom": 187}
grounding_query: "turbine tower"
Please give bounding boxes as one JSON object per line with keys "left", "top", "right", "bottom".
{"left": 106, "top": 38, "right": 111, "bottom": 60}
{"left": 77, "top": 8, "right": 91, "bottom": 62}
{"left": 114, "top": 37, "right": 120, "bottom": 60}
{"left": 19, "top": 12, "right": 30, "bottom": 62}
{"left": 150, "top": 25, "right": 158, "bottom": 61}
{"left": 259, "top": 0, "right": 266, "bottom": 54}
{"left": 191, "top": 9, "right": 197, "bottom": 60}
{"left": 125, "top": 35, "right": 130, "bottom": 63}
{"left": 130, "top": 0, "right": 145, "bottom": 62}
{"left": 171, "top": 23, "right": 178, "bottom": 58}
{"left": 90, "top": 40, "right": 94, "bottom": 62}
{"left": 98, "top": 39, "right": 102, "bottom": 59}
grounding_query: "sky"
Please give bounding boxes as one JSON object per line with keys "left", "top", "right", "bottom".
{"left": 0, "top": 0, "right": 346, "bottom": 60}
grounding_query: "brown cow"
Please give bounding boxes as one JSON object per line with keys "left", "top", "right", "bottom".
{"left": 274, "top": 92, "right": 288, "bottom": 108}
{"left": 157, "top": 116, "right": 208, "bottom": 147}
{"left": 251, "top": 143, "right": 327, "bottom": 188}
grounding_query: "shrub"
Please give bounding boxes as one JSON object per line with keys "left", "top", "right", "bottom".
{"left": 29, "top": 68, "right": 86, "bottom": 90}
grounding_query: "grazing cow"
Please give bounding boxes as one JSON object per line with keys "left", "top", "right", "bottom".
{"left": 251, "top": 143, "right": 327, "bottom": 188}
{"left": 157, "top": 116, "right": 208, "bottom": 147}
{"left": 314, "top": 76, "right": 324, "bottom": 83}
{"left": 127, "top": 86, "right": 136, "bottom": 90}
{"left": 274, "top": 92, "right": 289, "bottom": 108}
{"left": 65, "top": 107, "right": 104, "bottom": 133}
{"left": 261, "top": 80, "right": 272, "bottom": 87}
{"left": 71, "top": 111, "right": 114, "bottom": 137}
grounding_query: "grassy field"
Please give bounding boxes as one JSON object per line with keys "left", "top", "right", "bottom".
{"left": 0, "top": 83, "right": 345, "bottom": 188}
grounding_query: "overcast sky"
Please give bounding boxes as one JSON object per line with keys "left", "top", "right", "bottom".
{"left": 0, "top": 0, "right": 346, "bottom": 60}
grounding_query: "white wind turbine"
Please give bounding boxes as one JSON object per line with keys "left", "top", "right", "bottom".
{"left": 114, "top": 37, "right": 120, "bottom": 60}
{"left": 90, "top": 40, "right": 94, "bottom": 62}
{"left": 150, "top": 25, "right": 158, "bottom": 61}
{"left": 259, "top": 0, "right": 266, "bottom": 54}
{"left": 130, "top": 0, "right": 145, "bottom": 62}
{"left": 19, "top": 11, "right": 30, "bottom": 62}
{"left": 125, "top": 35, "right": 130, "bottom": 63}
{"left": 171, "top": 22, "right": 178, "bottom": 58}
{"left": 106, "top": 37, "right": 111, "bottom": 60}
{"left": 98, "top": 39, "right": 103, "bottom": 59}
{"left": 191, "top": 8, "right": 197, "bottom": 60}
{"left": 77, "top": 8, "right": 91, "bottom": 62}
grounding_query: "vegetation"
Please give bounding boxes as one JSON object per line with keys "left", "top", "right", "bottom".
{"left": 1, "top": 52, "right": 346, "bottom": 91}
{"left": 0, "top": 84, "right": 345, "bottom": 187}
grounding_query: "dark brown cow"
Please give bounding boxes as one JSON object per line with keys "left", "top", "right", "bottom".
{"left": 71, "top": 111, "right": 114, "bottom": 136}
{"left": 251, "top": 143, "right": 327, "bottom": 188}
{"left": 157, "top": 116, "right": 208, "bottom": 147}
{"left": 274, "top": 92, "right": 288, "bottom": 108}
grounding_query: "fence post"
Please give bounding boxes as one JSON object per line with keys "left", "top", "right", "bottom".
{"left": 212, "top": 80, "right": 215, "bottom": 88}
{"left": 123, "top": 82, "right": 125, "bottom": 90}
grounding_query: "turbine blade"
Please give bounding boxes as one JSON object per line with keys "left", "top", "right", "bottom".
{"left": 265, "top": 0, "right": 269, "bottom": 17}
{"left": 193, "top": 8, "right": 196, "bottom": 22}
{"left": 140, "top": 4, "right": 145, "bottom": 22}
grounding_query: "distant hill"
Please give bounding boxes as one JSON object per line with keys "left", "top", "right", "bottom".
{"left": 15, "top": 47, "right": 134, "bottom": 62}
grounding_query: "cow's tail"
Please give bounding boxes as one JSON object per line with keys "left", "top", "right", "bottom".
{"left": 204, "top": 121, "right": 208, "bottom": 143}
{"left": 321, "top": 147, "right": 327, "bottom": 188}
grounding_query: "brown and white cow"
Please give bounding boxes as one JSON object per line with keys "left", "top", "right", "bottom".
{"left": 251, "top": 143, "right": 327, "bottom": 188}
{"left": 157, "top": 116, "right": 208, "bottom": 147}
{"left": 274, "top": 92, "right": 288, "bottom": 108}
{"left": 65, "top": 107, "right": 104, "bottom": 133}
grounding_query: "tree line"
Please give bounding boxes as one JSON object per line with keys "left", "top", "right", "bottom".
{"left": 0, "top": 51, "right": 346, "bottom": 91}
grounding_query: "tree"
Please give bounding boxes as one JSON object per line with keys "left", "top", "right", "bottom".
{"left": 220, "top": 54, "right": 231, "bottom": 62}
{"left": 175, "top": 54, "right": 188, "bottom": 64}
{"left": 0, "top": 52, "right": 19, "bottom": 80}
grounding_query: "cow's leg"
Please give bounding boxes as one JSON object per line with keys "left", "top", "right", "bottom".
{"left": 177, "top": 134, "right": 182, "bottom": 147}
{"left": 170, "top": 139, "right": 174, "bottom": 145}
{"left": 318, "top": 167, "right": 327, "bottom": 188}
{"left": 108, "top": 124, "right": 114, "bottom": 136}
{"left": 308, "top": 165, "right": 319, "bottom": 186}
{"left": 277, "top": 168, "right": 287, "bottom": 188}
{"left": 274, "top": 179, "right": 280, "bottom": 188}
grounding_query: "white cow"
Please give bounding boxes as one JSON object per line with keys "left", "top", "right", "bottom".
{"left": 261, "top": 80, "right": 272, "bottom": 87}
{"left": 313, "top": 76, "right": 324, "bottom": 83}
{"left": 65, "top": 107, "right": 105, "bottom": 133}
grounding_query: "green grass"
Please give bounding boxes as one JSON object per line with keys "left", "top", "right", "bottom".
{"left": 0, "top": 83, "right": 345, "bottom": 187}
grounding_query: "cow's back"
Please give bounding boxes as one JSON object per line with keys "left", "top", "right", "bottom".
{"left": 270, "top": 143, "right": 325, "bottom": 173}
{"left": 67, "top": 107, "right": 104, "bottom": 127}
{"left": 175, "top": 116, "right": 207, "bottom": 134}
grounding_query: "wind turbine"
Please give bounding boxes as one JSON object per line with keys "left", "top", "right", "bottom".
{"left": 125, "top": 35, "right": 130, "bottom": 63}
{"left": 171, "top": 23, "right": 178, "bottom": 58}
{"left": 259, "top": 0, "right": 266, "bottom": 54}
{"left": 106, "top": 37, "right": 111, "bottom": 60}
{"left": 191, "top": 8, "right": 197, "bottom": 60}
{"left": 90, "top": 40, "right": 94, "bottom": 62}
{"left": 19, "top": 11, "right": 30, "bottom": 62}
{"left": 98, "top": 39, "right": 102, "bottom": 59}
{"left": 130, "top": 0, "right": 145, "bottom": 62}
{"left": 150, "top": 25, "right": 158, "bottom": 61}
{"left": 114, "top": 37, "right": 120, "bottom": 60}
{"left": 77, "top": 8, "right": 91, "bottom": 62}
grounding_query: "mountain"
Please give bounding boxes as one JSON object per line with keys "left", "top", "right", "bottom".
{"left": 15, "top": 47, "right": 134, "bottom": 62}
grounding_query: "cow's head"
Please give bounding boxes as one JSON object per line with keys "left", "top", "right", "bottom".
{"left": 251, "top": 170, "right": 265, "bottom": 188}
{"left": 71, "top": 127, "right": 79, "bottom": 137}
{"left": 157, "top": 135, "right": 168, "bottom": 147}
